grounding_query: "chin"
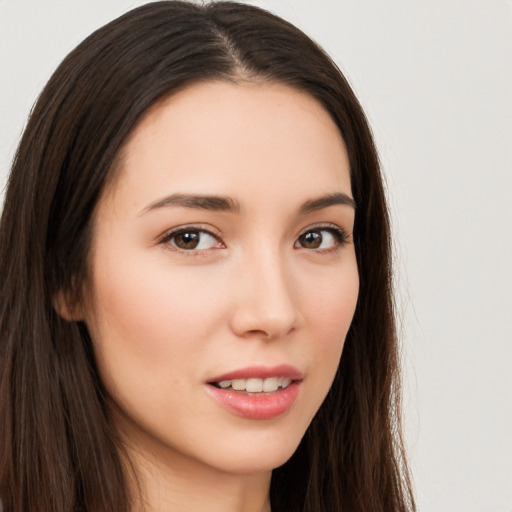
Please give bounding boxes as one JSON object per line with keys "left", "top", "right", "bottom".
{"left": 213, "top": 451, "right": 296, "bottom": 476}
{"left": 201, "top": 426, "right": 306, "bottom": 475}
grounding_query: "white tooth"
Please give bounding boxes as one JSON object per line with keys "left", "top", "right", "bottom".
{"left": 277, "top": 377, "right": 284, "bottom": 387}
{"left": 232, "top": 379, "right": 246, "bottom": 391}
{"left": 281, "top": 378, "right": 292, "bottom": 389}
{"left": 246, "top": 378, "right": 263, "bottom": 393}
{"left": 218, "top": 380, "right": 232, "bottom": 388}
{"left": 263, "top": 377, "right": 279, "bottom": 392}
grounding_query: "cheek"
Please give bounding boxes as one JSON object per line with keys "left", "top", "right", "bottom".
{"left": 305, "top": 258, "right": 359, "bottom": 343}
{"left": 90, "top": 249, "right": 219, "bottom": 339}
{"left": 84, "top": 248, "right": 226, "bottom": 401}
{"left": 297, "top": 256, "right": 359, "bottom": 406}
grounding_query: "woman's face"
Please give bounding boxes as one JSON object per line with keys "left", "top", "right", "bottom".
{"left": 82, "top": 81, "right": 359, "bottom": 475}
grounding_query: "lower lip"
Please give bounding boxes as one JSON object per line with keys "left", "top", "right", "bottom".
{"left": 206, "top": 381, "right": 301, "bottom": 420}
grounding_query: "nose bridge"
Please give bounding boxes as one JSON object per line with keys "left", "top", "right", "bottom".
{"left": 253, "top": 245, "right": 292, "bottom": 304}
{"left": 231, "top": 242, "right": 299, "bottom": 339}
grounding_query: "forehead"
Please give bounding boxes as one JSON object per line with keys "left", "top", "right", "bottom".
{"left": 106, "top": 80, "right": 351, "bottom": 214}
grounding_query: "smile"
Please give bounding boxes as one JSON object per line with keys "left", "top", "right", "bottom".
{"left": 211, "top": 376, "right": 293, "bottom": 394}
{"left": 206, "top": 365, "right": 303, "bottom": 419}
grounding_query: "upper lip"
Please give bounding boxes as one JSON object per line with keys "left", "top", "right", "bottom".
{"left": 208, "top": 364, "right": 303, "bottom": 383}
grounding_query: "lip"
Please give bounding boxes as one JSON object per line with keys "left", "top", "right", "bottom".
{"left": 205, "top": 365, "right": 303, "bottom": 420}
{"left": 208, "top": 364, "right": 303, "bottom": 383}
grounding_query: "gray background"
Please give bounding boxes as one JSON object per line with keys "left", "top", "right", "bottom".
{"left": 1, "top": 1, "right": 511, "bottom": 510}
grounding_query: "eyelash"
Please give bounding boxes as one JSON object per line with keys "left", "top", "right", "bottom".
{"left": 295, "top": 224, "right": 350, "bottom": 254}
{"left": 158, "top": 225, "right": 224, "bottom": 256}
{"left": 158, "top": 223, "right": 350, "bottom": 255}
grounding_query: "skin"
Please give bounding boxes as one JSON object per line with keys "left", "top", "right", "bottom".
{"left": 76, "top": 81, "right": 359, "bottom": 511}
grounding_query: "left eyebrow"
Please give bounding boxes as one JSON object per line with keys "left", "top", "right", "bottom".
{"left": 299, "top": 192, "right": 356, "bottom": 214}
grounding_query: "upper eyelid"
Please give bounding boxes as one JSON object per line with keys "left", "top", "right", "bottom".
{"left": 157, "top": 224, "right": 224, "bottom": 243}
{"left": 295, "top": 223, "right": 352, "bottom": 249}
{"left": 157, "top": 226, "right": 226, "bottom": 256}
{"left": 297, "top": 222, "right": 348, "bottom": 236}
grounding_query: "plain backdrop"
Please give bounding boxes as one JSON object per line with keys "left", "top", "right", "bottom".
{"left": 1, "top": 1, "right": 511, "bottom": 511}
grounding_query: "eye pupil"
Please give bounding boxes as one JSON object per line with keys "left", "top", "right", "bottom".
{"left": 175, "top": 231, "right": 200, "bottom": 249}
{"left": 300, "top": 231, "right": 322, "bottom": 249}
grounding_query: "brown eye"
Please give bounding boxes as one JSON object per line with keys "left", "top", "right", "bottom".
{"left": 168, "top": 229, "right": 220, "bottom": 251}
{"left": 298, "top": 230, "right": 323, "bottom": 249}
{"left": 295, "top": 227, "right": 346, "bottom": 251}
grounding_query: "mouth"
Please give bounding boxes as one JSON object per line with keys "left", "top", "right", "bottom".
{"left": 205, "top": 365, "right": 303, "bottom": 420}
{"left": 209, "top": 376, "right": 294, "bottom": 395}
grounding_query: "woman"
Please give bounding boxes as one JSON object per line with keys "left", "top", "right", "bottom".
{"left": 0, "top": 2, "right": 415, "bottom": 511}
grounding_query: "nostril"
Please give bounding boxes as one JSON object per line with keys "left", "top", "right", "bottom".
{"left": 246, "top": 329, "right": 272, "bottom": 338}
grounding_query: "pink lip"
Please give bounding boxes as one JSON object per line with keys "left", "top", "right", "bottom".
{"left": 205, "top": 365, "right": 303, "bottom": 420}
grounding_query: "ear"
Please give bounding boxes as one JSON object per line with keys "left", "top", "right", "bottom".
{"left": 53, "top": 290, "right": 85, "bottom": 322}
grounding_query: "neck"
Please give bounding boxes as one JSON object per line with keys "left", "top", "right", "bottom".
{"left": 121, "top": 436, "right": 272, "bottom": 512}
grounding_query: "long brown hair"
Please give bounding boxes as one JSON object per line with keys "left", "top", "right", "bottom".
{"left": 0, "top": 2, "right": 415, "bottom": 510}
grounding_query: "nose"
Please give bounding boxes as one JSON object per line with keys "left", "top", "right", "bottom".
{"left": 229, "top": 248, "right": 302, "bottom": 340}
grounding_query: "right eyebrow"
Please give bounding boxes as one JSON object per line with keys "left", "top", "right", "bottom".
{"left": 139, "top": 193, "right": 241, "bottom": 215}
